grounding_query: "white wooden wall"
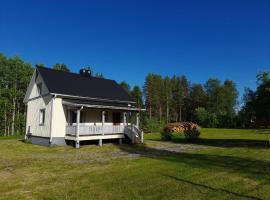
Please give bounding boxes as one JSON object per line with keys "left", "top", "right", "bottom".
{"left": 26, "top": 95, "right": 52, "bottom": 137}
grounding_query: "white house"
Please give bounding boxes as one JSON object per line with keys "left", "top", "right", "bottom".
{"left": 23, "top": 67, "right": 144, "bottom": 148}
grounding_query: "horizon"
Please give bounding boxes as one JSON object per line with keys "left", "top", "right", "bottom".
{"left": 1, "top": 0, "right": 270, "bottom": 105}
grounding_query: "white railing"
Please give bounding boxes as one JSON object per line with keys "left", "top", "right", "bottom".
{"left": 125, "top": 125, "right": 144, "bottom": 144}
{"left": 66, "top": 124, "right": 143, "bottom": 143}
{"left": 66, "top": 124, "right": 125, "bottom": 136}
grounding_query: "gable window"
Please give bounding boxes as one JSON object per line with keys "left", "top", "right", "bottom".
{"left": 39, "top": 109, "right": 45, "bottom": 125}
{"left": 37, "top": 83, "right": 42, "bottom": 96}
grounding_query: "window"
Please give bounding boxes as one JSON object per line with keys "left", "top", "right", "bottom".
{"left": 71, "top": 111, "right": 85, "bottom": 123}
{"left": 37, "top": 83, "right": 42, "bottom": 96}
{"left": 39, "top": 109, "right": 45, "bottom": 125}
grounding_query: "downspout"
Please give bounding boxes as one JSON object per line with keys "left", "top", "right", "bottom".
{"left": 49, "top": 94, "right": 56, "bottom": 145}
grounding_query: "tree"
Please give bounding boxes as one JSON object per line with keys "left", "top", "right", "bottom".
{"left": 130, "top": 86, "right": 143, "bottom": 108}
{"left": 0, "top": 54, "right": 33, "bottom": 136}
{"left": 256, "top": 71, "right": 269, "bottom": 85}
{"left": 95, "top": 72, "right": 104, "bottom": 78}
{"left": 189, "top": 84, "right": 206, "bottom": 108}
{"left": 35, "top": 63, "right": 45, "bottom": 68}
{"left": 170, "top": 75, "right": 179, "bottom": 122}
{"left": 194, "top": 107, "right": 208, "bottom": 127}
{"left": 178, "top": 75, "right": 189, "bottom": 121}
{"left": 52, "top": 63, "right": 70, "bottom": 72}
{"left": 163, "top": 76, "right": 172, "bottom": 123}
{"left": 152, "top": 74, "right": 163, "bottom": 122}
{"left": 204, "top": 78, "right": 222, "bottom": 113}
{"left": 254, "top": 72, "right": 270, "bottom": 125}
{"left": 170, "top": 75, "right": 189, "bottom": 122}
{"left": 240, "top": 71, "right": 270, "bottom": 127}
{"left": 143, "top": 74, "right": 154, "bottom": 120}
{"left": 119, "top": 81, "right": 131, "bottom": 94}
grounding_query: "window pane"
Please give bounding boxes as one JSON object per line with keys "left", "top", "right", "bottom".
{"left": 37, "top": 83, "right": 42, "bottom": 95}
{"left": 39, "top": 109, "right": 45, "bottom": 125}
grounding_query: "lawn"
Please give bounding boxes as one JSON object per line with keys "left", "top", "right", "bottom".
{"left": 0, "top": 129, "right": 270, "bottom": 200}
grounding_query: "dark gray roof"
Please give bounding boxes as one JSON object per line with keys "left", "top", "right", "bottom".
{"left": 37, "top": 67, "right": 134, "bottom": 103}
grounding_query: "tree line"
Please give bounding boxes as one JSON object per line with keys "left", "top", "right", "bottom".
{"left": 125, "top": 72, "right": 270, "bottom": 131}
{"left": 122, "top": 74, "right": 239, "bottom": 130}
{"left": 0, "top": 53, "right": 269, "bottom": 136}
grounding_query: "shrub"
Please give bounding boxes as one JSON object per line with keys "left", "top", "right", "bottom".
{"left": 194, "top": 107, "right": 221, "bottom": 128}
{"left": 207, "top": 113, "right": 218, "bottom": 128}
{"left": 194, "top": 107, "right": 208, "bottom": 127}
{"left": 184, "top": 127, "right": 201, "bottom": 140}
{"left": 160, "top": 127, "right": 172, "bottom": 141}
{"left": 143, "top": 118, "right": 165, "bottom": 133}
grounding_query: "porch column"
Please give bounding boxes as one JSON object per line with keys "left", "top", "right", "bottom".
{"left": 76, "top": 108, "right": 81, "bottom": 148}
{"left": 123, "top": 112, "right": 126, "bottom": 125}
{"left": 102, "top": 111, "right": 105, "bottom": 133}
{"left": 100, "top": 111, "right": 105, "bottom": 146}
{"left": 136, "top": 113, "right": 140, "bottom": 128}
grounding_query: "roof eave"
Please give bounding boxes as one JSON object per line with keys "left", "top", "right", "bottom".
{"left": 62, "top": 100, "right": 145, "bottom": 111}
{"left": 51, "top": 93, "right": 136, "bottom": 104}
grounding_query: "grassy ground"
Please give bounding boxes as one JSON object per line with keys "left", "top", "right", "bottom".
{"left": 0, "top": 129, "right": 270, "bottom": 200}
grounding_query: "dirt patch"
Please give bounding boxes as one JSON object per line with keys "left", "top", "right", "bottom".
{"left": 146, "top": 140, "right": 206, "bottom": 153}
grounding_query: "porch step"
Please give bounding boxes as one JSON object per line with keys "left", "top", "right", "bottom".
{"left": 124, "top": 125, "right": 143, "bottom": 144}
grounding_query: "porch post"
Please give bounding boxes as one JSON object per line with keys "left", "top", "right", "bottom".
{"left": 136, "top": 113, "right": 140, "bottom": 128}
{"left": 123, "top": 112, "right": 126, "bottom": 125}
{"left": 100, "top": 111, "right": 105, "bottom": 146}
{"left": 76, "top": 108, "right": 81, "bottom": 148}
{"left": 102, "top": 111, "right": 105, "bottom": 133}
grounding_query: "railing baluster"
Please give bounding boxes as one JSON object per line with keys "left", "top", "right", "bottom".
{"left": 66, "top": 124, "right": 127, "bottom": 136}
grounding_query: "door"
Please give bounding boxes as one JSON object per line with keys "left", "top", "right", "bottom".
{"left": 112, "top": 112, "right": 121, "bottom": 125}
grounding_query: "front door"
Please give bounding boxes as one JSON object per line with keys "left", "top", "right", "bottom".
{"left": 112, "top": 112, "right": 121, "bottom": 125}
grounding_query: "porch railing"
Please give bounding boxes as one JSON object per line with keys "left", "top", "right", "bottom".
{"left": 66, "top": 124, "right": 125, "bottom": 136}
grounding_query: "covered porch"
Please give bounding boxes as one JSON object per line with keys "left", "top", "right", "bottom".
{"left": 63, "top": 99, "right": 144, "bottom": 148}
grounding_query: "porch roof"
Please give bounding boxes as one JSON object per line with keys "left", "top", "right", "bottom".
{"left": 62, "top": 99, "right": 145, "bottom": 111}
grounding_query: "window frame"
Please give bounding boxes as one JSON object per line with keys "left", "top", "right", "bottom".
{"left": 37, "top": 83, "right": 42, "bottom": 96}
{"left": 39, "top": 109, "right": 45, "bottom": 126}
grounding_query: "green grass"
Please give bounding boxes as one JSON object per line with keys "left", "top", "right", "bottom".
{"left": 0, "top": 129, "right": 270, "bottom": 200}
{"left": 0, "top": 135, "right": 23, "bottom": 140}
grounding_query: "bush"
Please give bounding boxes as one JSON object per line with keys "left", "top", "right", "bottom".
{"left": 143, "top": 118, "right": 165, "bottom": 133}
{"left": 207, "top": 113, "right": 218, "bottom": 128}
{"left": 160, "top": 125, "right": 174, "bottom": 140}
{"left": 184, "top": 128, "right": 201, "bottom": 140}
{"left": 194, "top": 107, "right": 208, "bottom": 127}
{"left": 193, "top": 107, "right": 219, "bottom": 128}
{"left": 160, "top": 129, "right": 173, "bottom": 141}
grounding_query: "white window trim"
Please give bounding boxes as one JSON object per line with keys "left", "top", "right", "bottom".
{"left": 39, "top": 109, "right": 45, "bottom": 126}
{"left": 37, "top": 83, "right": 42, "bottom": 96}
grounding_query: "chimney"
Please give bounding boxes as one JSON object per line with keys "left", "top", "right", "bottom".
{"left": 79, "top": 67, "right": 92, "bottom": 78}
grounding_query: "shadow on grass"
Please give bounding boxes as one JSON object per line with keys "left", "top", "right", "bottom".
{"left": 117, "top": 144, "right": 270, "bottom": 185}
{"left": 249, "top": 129, "right": 270, "bottom": 135}
{"left": 148, "top": 138, "right": 269, "bottom": 149}
{"left": 164, "top": 175, "right": 263, "bottom": 200}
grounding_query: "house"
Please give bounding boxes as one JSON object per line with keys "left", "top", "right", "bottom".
{"left": 23, "top": 67, "right": 144, "bottom": 148}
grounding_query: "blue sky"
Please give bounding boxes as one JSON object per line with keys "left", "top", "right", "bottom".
{"left": 0, "top": 0, "right": 270, "bottom": 105}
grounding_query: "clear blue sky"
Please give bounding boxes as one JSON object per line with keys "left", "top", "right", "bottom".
{"left": 1, "top": 0, "right": 270, "bottom": 105}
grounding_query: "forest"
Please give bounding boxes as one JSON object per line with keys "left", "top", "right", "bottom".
{"left": 0, "top": 53, "right": 269, "bottom": 136}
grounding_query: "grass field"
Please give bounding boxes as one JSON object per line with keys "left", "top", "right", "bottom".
{"left": 0, "top": 129, "right": 270, "bottom": 200}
